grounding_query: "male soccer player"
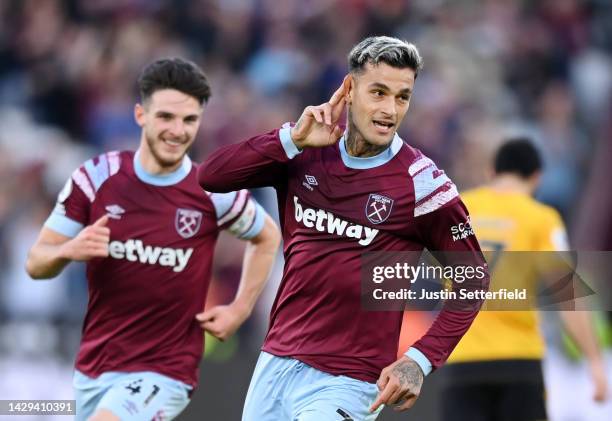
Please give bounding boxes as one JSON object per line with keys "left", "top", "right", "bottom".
{"left": 25, "top": 58, "right": 281, "bottom": 421}
{"left": 442, "top": 139, "right": 608, "bottom": 421}
{"left": 198, "top": 36, "right": 490, "bottom": 420}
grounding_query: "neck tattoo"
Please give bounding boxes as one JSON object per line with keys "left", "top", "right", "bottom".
{"left": 346, "top": 121, "right": 390, "bottom": 158}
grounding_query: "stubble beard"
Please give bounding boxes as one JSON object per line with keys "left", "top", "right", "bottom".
{"left": 145, "top": 132, "right": 189, "bottom": 169}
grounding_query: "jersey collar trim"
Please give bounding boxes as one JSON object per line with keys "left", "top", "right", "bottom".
{"left": 133, "top": 150, "right": 192, "bottom": 186}
{"left": 339, "top": 132, "right": 404, "bottom": 169}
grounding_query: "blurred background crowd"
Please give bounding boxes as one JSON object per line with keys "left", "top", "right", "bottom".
{"left": 0, "top": 0, "right": 611, "bottom": 419}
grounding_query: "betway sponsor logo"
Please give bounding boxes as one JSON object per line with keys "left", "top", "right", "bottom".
{"left": 293, "top": 196, "right": 378, "bottom": 246}
{"left": 108, "top": 239, "right": 193, "bottom": 272}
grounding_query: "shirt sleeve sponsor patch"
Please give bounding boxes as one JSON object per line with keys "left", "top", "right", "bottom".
{"left": 450, "top": 216, "right": 475, "bottom": 242}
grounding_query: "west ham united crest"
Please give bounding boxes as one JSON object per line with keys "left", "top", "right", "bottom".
{"left": 365, "top": 194, "right": 394, "bottom": 224}
{"left": 175, "top": 209, "right": 203, "bottom": 239}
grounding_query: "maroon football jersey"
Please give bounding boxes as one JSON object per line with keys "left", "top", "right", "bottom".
{"left": 45, "top": 150, "right": 265, "bottom": 387}
{"left": 198, "top": 127, "right": 489, "bottom": 383}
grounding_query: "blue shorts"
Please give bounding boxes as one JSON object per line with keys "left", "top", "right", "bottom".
{"left": 242, "top": 352, "right": 383, "bottom": 421}
{"left": 73, "top": 370, "right": 191, "bottom": 420}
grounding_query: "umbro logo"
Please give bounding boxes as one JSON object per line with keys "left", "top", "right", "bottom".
{"left": 106, "top": 204, "right": 125, "bottom": 219}
{"left": 302, "top": 174, "right": 318, "bottom": 191}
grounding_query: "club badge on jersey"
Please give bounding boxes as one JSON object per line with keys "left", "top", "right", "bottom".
{"left": 365, "top": 193, "right": 394, "bottom": 224}
{"left": 175, "top": 209, "right": 203, "bottom": 239}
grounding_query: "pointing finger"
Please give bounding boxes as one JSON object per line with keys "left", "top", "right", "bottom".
{"left": 370, "top": 383, "right": 396, "bottom": 412}
{"left": 91, "top": 227, "right": 111, "bottom": 237}
{"left": 93, "top": 215, "right": 109, "bottom": 227}
{"left": 331, "top": 96, "right": 346, "bottom": 122}
{"left": 322, "top": 103, "right": 332, "bottom": 126}
{"left": 329, "top": 75, "right": 350, "bottom": 105}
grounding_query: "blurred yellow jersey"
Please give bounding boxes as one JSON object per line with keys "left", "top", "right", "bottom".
{"left": 448, "top": 186, "right": 568, "bottom": 363}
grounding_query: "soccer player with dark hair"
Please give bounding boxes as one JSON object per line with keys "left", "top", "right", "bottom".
{"left": 441, "top": 138, "right": 608, "bottom": 421}
{"left": 493, "top": 138, "right": 543, "bottom": 178}
{"left": 26, "top": 58, "right": 281, "bottom": 421}
{"left": 199, "top": 36, "right": 490, "bottom": 420}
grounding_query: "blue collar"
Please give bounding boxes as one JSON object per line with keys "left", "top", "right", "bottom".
{"left": 133, "top": 150, "right": 192, "bottom": 186}
{"left": 339, "top": 132, "right": 404, "bottom": 169}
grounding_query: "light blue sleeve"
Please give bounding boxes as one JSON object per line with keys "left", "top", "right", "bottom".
{"left": 209, "top": 190, "right": 266, "bottom": 239}
{"left": 278, "top": 125, "right": 302, "bottom": 159}
{"left": 405, "top": 347, "right": 433, "bottom": 376}
{"left": 238, "top": 203, "right": 265, "bottom": 239}
{"left": 209, "top": 191, "right": 239, "bottom": 223}
{"left": 44, "top": 212, "right": 83, "bottom": 238}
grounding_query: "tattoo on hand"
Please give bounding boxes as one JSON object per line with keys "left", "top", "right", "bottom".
{"left": 392, "top": 359, "right": 424, "bottom": 390}
{"left": 295, "top": 117, "right": 303, "bottom": 133}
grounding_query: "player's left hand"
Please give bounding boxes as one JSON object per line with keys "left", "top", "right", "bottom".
{"left": 370, "top": 355, "right": 424, "bottom": 413}
{"left": 195, "top": 304, "right": 249, "bottom": 341}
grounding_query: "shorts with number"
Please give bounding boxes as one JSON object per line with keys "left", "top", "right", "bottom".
{"left": 73, "top": 370, "right": 192, "bottom": 421}
{"left": 242, "top": 351, "right": 383, "bottom": 421}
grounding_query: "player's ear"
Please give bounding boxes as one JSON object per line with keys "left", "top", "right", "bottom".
{"left": 134, "top": 103, "right": 145, "bottom": 127}
{"left": 347, "top": 74, "right": 354, "bottom": 104}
